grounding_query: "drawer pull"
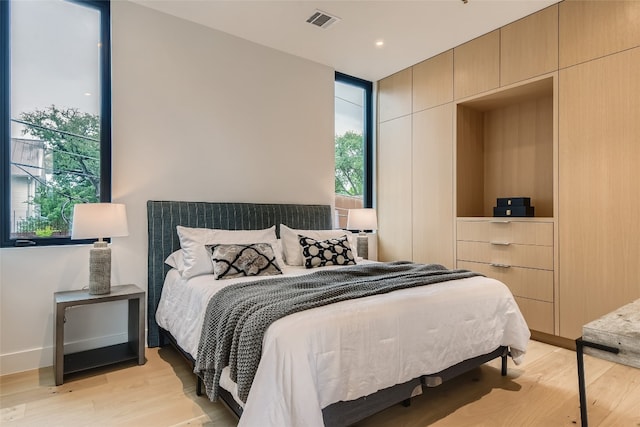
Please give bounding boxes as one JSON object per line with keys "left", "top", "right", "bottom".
{"left": 490, "top": 263, "right": 511, "bottom": 268}
{"left": 490, "top": 220, "right": 511, "bottom": 224}
{"left": 490, "top": 241, "right": 511, "bottom": 246}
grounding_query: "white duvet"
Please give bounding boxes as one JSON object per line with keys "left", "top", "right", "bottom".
{"left": 156, "top": 262, "right": 530, "bottom": 427}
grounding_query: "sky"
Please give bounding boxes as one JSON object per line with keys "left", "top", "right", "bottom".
{"left": 10, "top": 0, "right": 101, "bottom": 137}
{"left": 335, "top": 80, "right": 364, "bottom": 137}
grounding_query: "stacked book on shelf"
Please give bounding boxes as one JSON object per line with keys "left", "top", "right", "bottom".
{"left": 493, "top": 197, "right": 535, "bottom": 217}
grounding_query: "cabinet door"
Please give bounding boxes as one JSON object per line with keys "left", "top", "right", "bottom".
{"left": 377, "top": 115, "right": 412, "bottom": 261}
{"left": 378, "top": 68, "right": 412, "bottom": 122}
{"left": 559, "top": 48, "right": 640, "bottom": 339}
{"left": 412, "top": 50, "right": 453, "bottom": 113}
{"left": 412, "top": 103, "right": 454, "bottom": 268}
{"left": 559, "top": 0, "right": 640, "bottom": 69}
{"left": 500, "top": 4, "right": 558, "bottom": 86}
{"left": 454, "top": 30, "right": 500, "bottom": 100}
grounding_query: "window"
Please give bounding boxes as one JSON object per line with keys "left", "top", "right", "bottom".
{"left": 334, "top": 72, "right": 372, "bottom": 228}
{"left": 1, "top": 0, "right": 111, "bottom": 247}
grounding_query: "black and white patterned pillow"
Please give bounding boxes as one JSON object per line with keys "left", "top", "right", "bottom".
{"left": 299, "top": 234, "right": 356, "bottom": 269}
{"left": 206, "top": 243, "right": 282, "bottom": 280}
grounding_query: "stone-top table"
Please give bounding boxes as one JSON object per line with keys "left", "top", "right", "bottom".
{"left": 576, "top": 298, "right": 640, "bottom": 426}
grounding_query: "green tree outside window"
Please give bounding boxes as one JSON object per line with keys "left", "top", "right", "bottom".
{"left": 15, "top": 105, "right": 100, "bottom": 235}
{"left": 335, "top": 130, "right": 363, "bottom": 197}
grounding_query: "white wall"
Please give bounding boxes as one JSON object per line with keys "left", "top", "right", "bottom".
{"left": 0, "top": 1, "right": 335, "bottom": 375}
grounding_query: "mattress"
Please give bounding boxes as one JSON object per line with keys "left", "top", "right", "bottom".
{"left": 155, "top": 263, "right": 530, "bottom": 427}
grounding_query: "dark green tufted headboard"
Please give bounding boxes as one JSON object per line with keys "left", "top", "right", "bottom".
{"left": 146, "top": 200, "right": 333, "bottom": 347}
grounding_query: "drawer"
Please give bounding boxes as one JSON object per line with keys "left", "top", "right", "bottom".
{"left": 514, "top": 296, "right": 554, "bottom": 334}
{"left": 457, "top": 219, "right": 553, "bottom": 246}
{"left": 457, "top": 260, "right": 554, "bottom": 302}
{"left": 457, "top": 240, "right": 553, "bottom": 270}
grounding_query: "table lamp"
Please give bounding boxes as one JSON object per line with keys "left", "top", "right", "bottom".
{"left": 71, "top": 203, "right": 129, "bottom": 295}
{"left": 346, "top": 208, "right": 378, "bottom": 260}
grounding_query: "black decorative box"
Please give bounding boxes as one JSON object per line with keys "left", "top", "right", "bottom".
{"left": 496, "top": 197, "right": 531, "bottom": 207}
{"left": 493, "top": 206, "right": 535, "bottom": 217}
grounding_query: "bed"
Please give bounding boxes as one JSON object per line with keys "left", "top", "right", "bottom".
{"left": 147, "top": 200, "right": 530, "bottom": 427}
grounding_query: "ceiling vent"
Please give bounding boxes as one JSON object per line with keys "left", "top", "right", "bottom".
{"left": 306, "top": 10, "right": 340, "bottom": 29}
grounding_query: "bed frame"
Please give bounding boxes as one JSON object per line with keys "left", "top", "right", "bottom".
{"left": 147, "top": 200, "right": 508, "bottom": 426}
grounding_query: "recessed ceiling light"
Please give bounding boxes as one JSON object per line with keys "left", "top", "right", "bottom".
{"left": 375, "top": 40, "right": 384, "bottom": 47}
{"left": 84, "top": 92, "right": 92, "bottom": 96}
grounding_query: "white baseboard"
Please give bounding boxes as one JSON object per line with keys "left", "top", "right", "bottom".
{"left": 0, "top": 332, "right": 129, "bottom": 376}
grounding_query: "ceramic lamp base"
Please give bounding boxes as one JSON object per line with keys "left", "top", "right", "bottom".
{"left": 89, "top": 241, "right": 111, "bottom": 295}
{"left": 357, "top": 234, "right": 369, "bottom": 260}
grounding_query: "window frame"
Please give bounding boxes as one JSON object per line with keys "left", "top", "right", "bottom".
{"left": 335, "top": 71, "right": 373, "bottom": 208}
{"left": 0, "top": 0, "right": 111, "bottom": 247}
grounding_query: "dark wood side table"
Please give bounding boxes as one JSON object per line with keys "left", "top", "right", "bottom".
{"left": 575, "top": 298, "right": 640, "bottom": 427}
{"left": 54, "top": 284, "right": 146, "bottom": 385}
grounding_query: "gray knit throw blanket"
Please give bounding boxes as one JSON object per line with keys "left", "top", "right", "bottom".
{"left": 194, "top": 261, "right": 481, "bottom": 403}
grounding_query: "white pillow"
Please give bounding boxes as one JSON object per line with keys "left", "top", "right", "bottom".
{"left": 164, "top": 249, "right": 185, "bottom": 272}
{"left": 279, "top": 224, "right": 357, "bottom": 266}
{"left": 176, "top": 225, "right": 280, "bottom": 279}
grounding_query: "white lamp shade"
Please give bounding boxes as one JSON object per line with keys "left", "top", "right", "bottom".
{"left": 346, "top": 208, "right": 378, "bottom": 231}
{"left": 71, "top": 203, "right": 129, "bottom": 240}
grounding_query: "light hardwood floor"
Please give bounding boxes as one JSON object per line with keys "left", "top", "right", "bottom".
{"left": 1, "top": 340, "right": 639, "bottom": 426}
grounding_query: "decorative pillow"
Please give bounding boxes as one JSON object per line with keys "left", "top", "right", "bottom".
{"left": 176, "top": 225, "right": 280, "bottom": 279}
{"left": 164, "top": 249, "right": 185, "bottom": 272}
{"left": 280, "top": 224, "right": 358, "bottom": 266}
{"left": 299, "top": 234, "right": 356, "bottom": 269}
{"left": 207, "top": 243, "right": 282, "bottom": 280}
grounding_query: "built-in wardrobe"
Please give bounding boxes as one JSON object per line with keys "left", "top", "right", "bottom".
{"left": 376, "top": 0, "right": 640, "bottom": 344}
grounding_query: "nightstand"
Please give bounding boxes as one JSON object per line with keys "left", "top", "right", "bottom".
{"left": 54, "top": 284, "right": 145, "bottom": 385}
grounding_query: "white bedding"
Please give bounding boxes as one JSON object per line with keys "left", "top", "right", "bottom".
{"left": 156, "top": 263, "right": 530, "bottom": 427}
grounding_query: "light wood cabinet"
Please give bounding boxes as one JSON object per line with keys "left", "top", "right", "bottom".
{"left": 412, "top": 103, "right": 454, "bottom": 268}
{"left": 500, "top": 4, "right": 558, "bottom": 86}
{"left": 454, "top": 74, "right": 557, "bottom": 335}
{"left": 457, "top": 218, "right": 555, "bottom": 334}
{"left": 412, "top": 50, "right": 453, "bottom": 112}
{"left": 377, "top": 1, "right": 638, "bottom": 347}
{"left": 377, "top": 115, "right": 413, "bottom": 262}
{"left": 558, "top": 47, "right": 640, "bottom": 339}
{"left": 378, "top": 68, "right": 412, "bottom": 122}
{"left": 559, "top": 0, "right": 640, "bottom": 69}
{"left": 454, "top": 30, "right": 500, "bottom": 100}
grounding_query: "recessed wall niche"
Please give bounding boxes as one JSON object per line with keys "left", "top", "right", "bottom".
{"left": 456, "top": 76, "right": 554, "bottom": 218}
